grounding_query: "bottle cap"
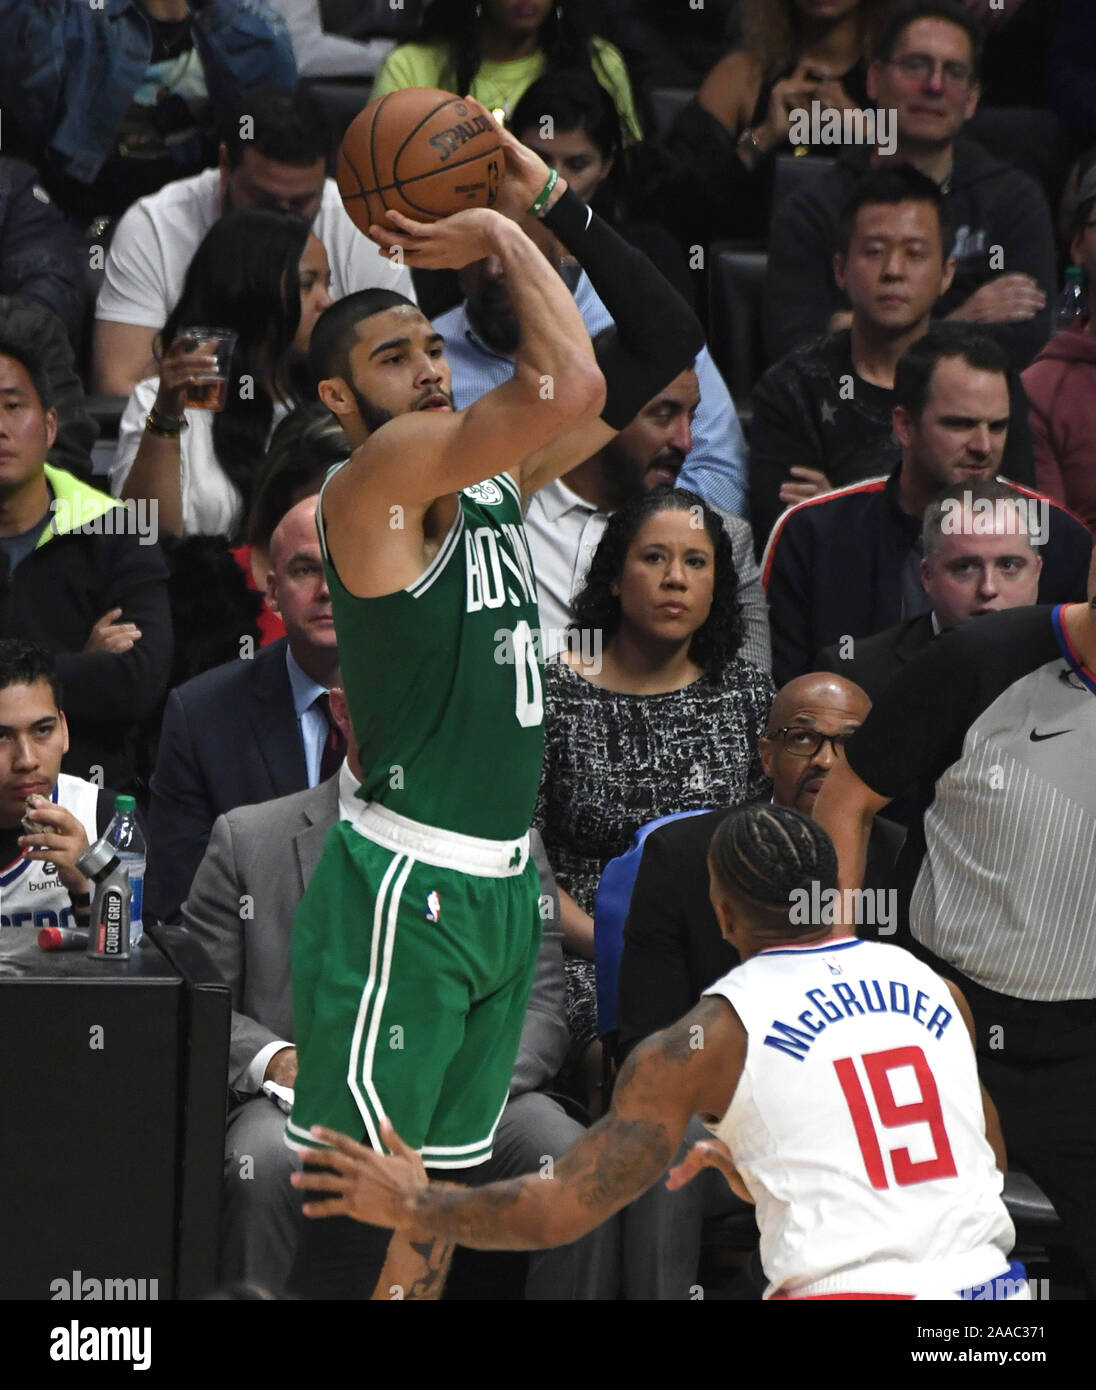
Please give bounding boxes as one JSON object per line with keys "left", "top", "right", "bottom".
{"left": 76, "top": 839, "right": 120, "bottom": 880}
{"left": 114, "top": 794, "right": 137, "bottom": 813}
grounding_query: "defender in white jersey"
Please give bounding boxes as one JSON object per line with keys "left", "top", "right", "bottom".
{"left": 292, "top": 804, "right": 1022, "bottom": 1302}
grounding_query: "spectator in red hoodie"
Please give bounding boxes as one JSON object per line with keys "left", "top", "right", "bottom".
{"left": 1023, "top": 164, "right": 1096, "bottom": 535}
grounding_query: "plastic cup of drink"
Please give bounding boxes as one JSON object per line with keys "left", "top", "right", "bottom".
{"left": 179, "top": 327, "right": 237, "bottom": 410}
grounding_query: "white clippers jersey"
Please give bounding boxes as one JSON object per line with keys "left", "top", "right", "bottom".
{"left": 706, "top": 937, "right": 1014, "bottom": 1299}
{"left": 0, "top": 775, "right": 101, "bottom": 929}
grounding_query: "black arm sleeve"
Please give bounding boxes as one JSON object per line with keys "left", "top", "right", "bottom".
{"left": 541, "top": 188, "right": 705, "bottom": 430}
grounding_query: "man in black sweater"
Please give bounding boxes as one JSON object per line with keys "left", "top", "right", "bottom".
{"left": 763, "top": 0, "right": 1055, "bottom": 372}
{"left": 749, "top": 164, "right": 1035, "bottom": 551}
{"left": 0, "top": 338, "right": 171, "bottom": 792}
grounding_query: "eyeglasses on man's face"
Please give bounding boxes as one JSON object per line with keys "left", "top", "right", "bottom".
{"left": 764, "top": 726, "right": 853, "bottom": 759}
{"left": 887, "top": 53, "right": 974, "bottom": 88}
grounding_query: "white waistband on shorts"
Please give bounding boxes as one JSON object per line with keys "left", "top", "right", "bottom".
{"left": 344, "top": 800, "right": 530, "bottom": 877}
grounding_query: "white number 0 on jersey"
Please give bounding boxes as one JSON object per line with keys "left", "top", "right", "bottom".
{"left": 510, "top": 620, "right": 544, "bottom": 728}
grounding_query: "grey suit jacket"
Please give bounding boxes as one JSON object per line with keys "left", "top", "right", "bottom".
{"left": 181, "top": 773, "right": 568, "bottom": 1098}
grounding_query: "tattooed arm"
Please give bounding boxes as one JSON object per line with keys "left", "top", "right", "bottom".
{"left": 293, "top": 995, "right": 745, "bottom": 1251}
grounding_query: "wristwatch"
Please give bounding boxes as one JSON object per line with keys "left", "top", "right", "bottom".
{"left": 736, "top": 127, "right": 765, "bottom": 169}
{"left": 144, "top": 404, "right": 188, "bottom": 437}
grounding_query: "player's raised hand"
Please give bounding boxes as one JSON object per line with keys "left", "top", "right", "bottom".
{"left": 666, "top": 1137, "right": 754, "bottom": 1204}
{"left": 368, "top": 206, "right": 507, "bottom": 270}
{"left": 292, "top": 1119, "right": 428, "bottom": 1228}
{"left": 492, "top": 126, "right": 567, "bottom": 221}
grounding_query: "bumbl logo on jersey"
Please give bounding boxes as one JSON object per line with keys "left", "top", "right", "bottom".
{"left": 463, "top": 481, "right": 504, "bottom": 506}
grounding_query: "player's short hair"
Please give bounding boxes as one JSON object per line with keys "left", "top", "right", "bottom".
{"left": 308, "top": 290, "right": 420, "bottom": 388}
{"left": 0, "top": 639, "right": 63, "bottom": 711}
{"left": 836, "top": 164, "right": 952, "bottom": 258}
{"left": 708, "top": 804, "right": 838, "bottom": 936}
{"left": 922, "top": 478, "right": 1035, "bottom": 558}
{"left": 249, "top": 401, "right": 350, "bottom": 549}
{"left": 571, "top": 486, "right": 744, "bottom": 677}
{"left": 222, "top": 86, "right": 333, "bottom": 170}
{"left": 0, "top": 335, "right": 53, "bottom": 410}
{"left": 872, "top": 0, "right": 983, "bottom": 78}
{"left": 894, "top": 324, "right": 1008, "bottom": 420}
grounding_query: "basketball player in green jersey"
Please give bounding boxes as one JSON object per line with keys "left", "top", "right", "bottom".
{"left": 287, "top": 128, "right": 704, "bottom": 1299}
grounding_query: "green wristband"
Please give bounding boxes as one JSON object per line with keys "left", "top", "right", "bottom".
{"left": 526, "top": 167, "right": 559, "bottom": 218}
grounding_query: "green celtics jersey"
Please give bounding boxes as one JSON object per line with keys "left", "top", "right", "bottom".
{"left": 317, "top": 470, "right": 545, "bottom": 840}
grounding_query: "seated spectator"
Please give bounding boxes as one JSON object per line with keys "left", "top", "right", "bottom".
{"left": 0, "top": 299, "right": 97, "bottom": 482}
{"left": 182, "top": 688, "right": 616, "bottom": 1298}
{"left": 111, "top": 209, "right": 332, "bottom": 540}
{"left": 763, "top": 0, "right": 1057, "bottom": 372}
{"left": 240, "top": 401, "right": 351, "bottom": 645}
{"left": 1023, "top": 164, "right": 1096, "bottom": 535}
{"left": 750, "top": 163, "right": 1037, "bottom": 548}
{"left": 436, "top": 215, "right": 750, "bottom": 518}
{"left": 265, "top": 0, "right": 396, "bottom": 78}
{"left": 601, "top": 0, "right": 737, "bottom": 93}
{"left": 642, "top": 0, "right": 889, "bottom": 250}
{"left": 93, "top": 85, "right": 413, "bottom": 396}
{"left": 614, "top": 671, "right": 903, "bottom": 1299}
{"left": 0, "top": 640, "right": 144, "bottom": 930}
{"left": 0, "top": 0, "right": 296, "bottom": 228}
{"left": 371, "top": 0, "right": 641, "bottom": 138}
{"left": 764, "top": 325, "right": 1092, "bottom": 682}
{"left": 816, "top": 477, "right": 1044, "bottom": 698}
{"left": 535, "top": 487, "right": 775, "bottom": 1110}
{"left": 525, "top": 366, "right": 770, "bottom": 668}
{"left": 0, "top": 339, "right": 171, "bottom": 792}
{"left": 510, "top": 69, "right": 692, "bottom": 306}
{"left": 146, "top": 497, "right": 338, "bottom": 923}
{"left": 0, "top": 159, "right": 84, "bottom": 349}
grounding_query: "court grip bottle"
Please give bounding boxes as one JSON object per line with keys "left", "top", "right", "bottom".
{"left": 76, "top": 839, "right": 131, "bottom": 960}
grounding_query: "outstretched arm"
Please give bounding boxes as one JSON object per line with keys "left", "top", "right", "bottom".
{"left": 292, "top": 996, "right": 743, "bottom": 1250}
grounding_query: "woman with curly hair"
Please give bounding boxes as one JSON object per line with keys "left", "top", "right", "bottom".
{"left": 534, "top": 487, "right": 775, "bottom": 1110}
{"left": 646, "top": 0, "right": 897, "bottom": 247}
{"left": 370, "top": 0, "right": 641, "bottom": 141}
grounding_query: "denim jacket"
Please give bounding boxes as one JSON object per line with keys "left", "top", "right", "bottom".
{"left": 0, "top": 0, "right": 297, "bottom": 184}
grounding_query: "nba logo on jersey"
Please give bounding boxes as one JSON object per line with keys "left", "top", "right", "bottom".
{"left": 463, "top": 481, "right": 504, "bottom": 506}
{"left": 425, "top": 891, "right": 441, "bottom": 923}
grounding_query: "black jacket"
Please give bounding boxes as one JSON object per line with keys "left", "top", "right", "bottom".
{"left": 145, "top": 637, "right": 308, "bottom": 923}
{"left": 618, "top": 805, "right": 905, "bottom": 1060}
{"left": 0, "top": 467, "right": 172, "bottom": 791}
{"left": 815, "top": 612, "right": 937, "bottom": 703}
{"left": 763, "top": 467, "right": 1093, "bottom": 685}
{"left": 748, "top": 329, "right": 1035, "bottom": 552}
{"left": 762, "top": 138, "right": 1057, "bottom": 371}
{"left": 0, "top": 158, "right": 84, "bottom": 347}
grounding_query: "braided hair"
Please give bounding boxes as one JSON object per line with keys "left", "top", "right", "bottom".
{"left": 708, "top": 804, "right": 838, "bottom": 935}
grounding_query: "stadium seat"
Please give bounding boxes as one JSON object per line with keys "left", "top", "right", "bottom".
{"left": 593, "top": 808, "right": 711, "bottom": 1057}
{"left": 1002, "top": 1169, "right": 1064, "bottom": 1246}
{"left": 964, "top": 105, "right": 1072, "bottom": 210}
{"left": 302, "top": 77, "right": 374, "bottom": 151}
{"left": 646, "top": 86, "right": 696, "bottom": 140}
{"left": 771, "top": 152, "right": 834, "bottom": 215}
{"left": 707, "top": 241, "right": 767, "bottom": 410}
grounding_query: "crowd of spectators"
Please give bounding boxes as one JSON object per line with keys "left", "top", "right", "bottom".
{"left": 0, "top": 0, "right": 1093, "bottom": 1301}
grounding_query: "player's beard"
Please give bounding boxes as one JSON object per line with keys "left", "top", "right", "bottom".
{"left": 349, "top": 384, "right": 395, "bottom": 434}
{"left": 467, "top": 283, "right": 521, "bottom": 356}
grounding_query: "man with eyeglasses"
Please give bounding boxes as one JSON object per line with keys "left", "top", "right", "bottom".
{"left": 605, "top": 671, "right": 903, "bottom": 1298}
{"left": 1022, "top": 163, "right": 1096, "bottom": 535}
{"left": 763, "top": 0, "right": 1055, "bottom": 372}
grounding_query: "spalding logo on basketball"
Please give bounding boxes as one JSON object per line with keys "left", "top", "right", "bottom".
{"left": 463, "top": 480, "right": 504, "bottom": 505}
{"left": 337, "top": 87, "right": 503, "bottom": 231}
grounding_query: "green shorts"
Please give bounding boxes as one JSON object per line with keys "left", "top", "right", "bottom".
{"left": 285, "top": 804, "right": 541, "bottom": 1169}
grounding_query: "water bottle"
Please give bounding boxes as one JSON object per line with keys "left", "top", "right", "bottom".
{"left": 105, "top": 794, "right": 145, "bottom": 948}
{"left": 1054, "top": 265, "right": 1087, "bottom": 332}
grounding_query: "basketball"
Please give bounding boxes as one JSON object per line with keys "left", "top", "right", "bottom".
{"left": 337, "top": 87, "right": 503, "bottom": 231}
